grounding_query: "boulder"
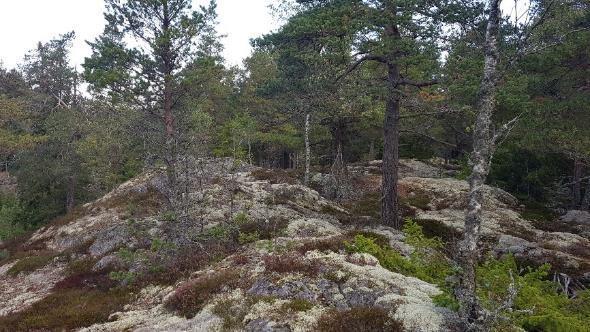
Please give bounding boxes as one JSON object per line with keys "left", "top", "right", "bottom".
{"left": 560, "top": 210, "right": 590, "bottom": 225}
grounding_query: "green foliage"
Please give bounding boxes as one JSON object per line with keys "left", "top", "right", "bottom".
{"left": 489, "top": 147, "right": 569, "bottom": 202}
{"left": 6, "top": 252, "right": 55, "bottom": 276}
{"left": 282, "top": 298, "right": 314, "bottom": 312}
{"left": 0, "top": 288, "right": 131, "bottom": 330}
{"left": 401, "top": 193, "right": 431, "bottom": 210}
{"left": 159, "top": 211, "right": 177, "bottom": 222}
{"left": 346, "top": 219, "right": 451, "bottom": 285}
{"left": 0, "top": 194, "right": 26, "bottom": 241}
{"left": 477, "top": 255, "right": 590, "bottom": 331}
{"left": 109, "top": 270, "right": 136, "bottom": 284}
{"left": 432, "top": 292, "right": 460, "bottom": 312}
{"left": 238, "top": 231, "right": 260, "bottom": 245}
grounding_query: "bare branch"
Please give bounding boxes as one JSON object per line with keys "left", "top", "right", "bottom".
{"left": 334, "top": 54, "right": 387, "bottom": 83}
{"left": 492, "top": 112, "right": 524, "bottom": 145}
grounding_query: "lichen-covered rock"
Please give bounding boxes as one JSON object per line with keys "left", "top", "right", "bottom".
{"left": 401, "top": 176, "right": 590, "bottom": 276}
{"left": 286, "top": 218, "right": 342, "bottom": 238}
{"left": 561, "top": 210, "right": 590, "bottom": 225}
{"left": 0, "top": 262, "right": 65, "bottom": 317}
{"left": 3, "top": 159, "right": 587, "bottom": 331}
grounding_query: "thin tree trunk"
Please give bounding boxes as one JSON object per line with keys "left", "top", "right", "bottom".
{"left": 572, "top": 158, "right": 583, "bottom": 208}
{"left": 162, "top": 2, "right": 177, "bottom": 207}
{"left": 581, "top": 177, "right": 590, "bottom": 211}
{"left": 455, "top": 0, "right": 502, "bottom": 329}
{"left": 66, "top": 175, "right": 76, "bottom": 213}
{"left": 304, "top": 113, "right": 311, "bottom": 186}
{"left": 382, "top": 62, "right": 401, "bottom": 229}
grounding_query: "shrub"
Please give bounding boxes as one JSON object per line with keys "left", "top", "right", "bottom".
{"left": 297, "top": 235, "right": 350, "bottom": 254}
{"left": 282, "top": 298, "right": 314, "bottom": 312}
{"left": 413, "top": 219, "right": 462, "bottom": 244}
{"left": 0, "top": 288, "right": 131, "bottom": 330}
{"left": 342, "top": 192, "right": 381, "bottom": 220}
{"left": 166, "top": 269, "right": 241, "bottom": 318}
{"left": 237, "top": 216, "right": 289, "bottom": 241}
{"left": 477, "top": 255, "right": 590, "bottom": 331}
{"left": 212, "top": 296, "right": 274, "bottom": 331}
{"left": 315, "top": 307, "right": 403, "bottom": 332}
{"left": 6, "top": 251, "right": 56, "bottom": 276}
{"left": 0, "top": 194, "right": 26, "bottom": 242}
{"left": 263, "top": 253, "right": 320, "bottom": 276}
{"left": 238, "top": 231, "right": 260, "bottom": 244}
{"left": 346, "top": 234, "right": 416, "bottom": 277}
{"left": 401, "top": 193, "right": 431, "bottom": 210}
{"left": 251, "top": 168, "right": 298, "bottom": 185}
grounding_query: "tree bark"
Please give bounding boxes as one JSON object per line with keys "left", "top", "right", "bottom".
{"left": 581, "top": 177, "right": 590, "bottom": 211}
{"left": 304, "top": 113, "right": 311, "bottom": 186}
{"left": 455, "top": 0, "right": 502, "bottom": 329}
{"left": 161, "top": 2, "right": 178, "bottom": 206}
{"left": 572, "top": 158, "right": 583, "bottom": 208}
{"left": 66, "top": 175, "right": 76, "bottom": 213}
{"left": 381, "top": 62, "right": 401, "bottom": 229}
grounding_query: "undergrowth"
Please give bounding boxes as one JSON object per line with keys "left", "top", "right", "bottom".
{"left": 315, "top": 307, "right": 403, "bottom": 332}
{"left": 165, "top": 269, "right": 241, "bottom": 318}
{"left": 6, "top": 251, "right": 56, "bottom": 276}
{"left": 347, "top": 218, "right": 590, "bottom": 331}
{"left": 0, "top": 288, "right": 131, "bottom": 331}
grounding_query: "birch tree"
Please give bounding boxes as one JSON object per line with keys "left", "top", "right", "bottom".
{"left": 455, "top": 0, "right": 502, "bottom": 328}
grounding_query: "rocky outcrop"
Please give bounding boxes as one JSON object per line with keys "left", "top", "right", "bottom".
{"left": 1, "top": 158, "right": 588, "bottom": 331}
{"left": 561, "top": 210, "right": 590, "bottom": 225}
{"left": 400, "top": 177, "right": 590, "bottom": 276}
{"left": 0, "top": 261, "right": 66, "bottom": 316}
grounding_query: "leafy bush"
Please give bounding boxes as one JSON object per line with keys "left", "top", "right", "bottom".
{"left": 477, "top": 255, "right": 590, "bottom": 331}
{"left": 0, "top": 194, "right": 26, "bottom": 241}
{"left": 165, "top": 269, "right": 241, "bottom": 318}
{"left": 346, "top": 219, "right": 451, "bottom": 285}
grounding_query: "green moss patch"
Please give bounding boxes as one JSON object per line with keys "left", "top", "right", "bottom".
{"left": 281, "top": 298, "right": 314, "bottom": 312}
{"left": 400, "top": 193, "right": 431, "bottom": 210}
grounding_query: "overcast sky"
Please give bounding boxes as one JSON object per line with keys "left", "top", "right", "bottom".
{"left": 0, "top": 0, "right": 279, "bottom": 70}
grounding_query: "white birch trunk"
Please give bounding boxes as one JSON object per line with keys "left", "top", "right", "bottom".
{"left": 456, "top": 0, "right": 502, "bottom": 329}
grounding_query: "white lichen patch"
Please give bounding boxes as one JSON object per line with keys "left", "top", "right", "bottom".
{"left": 0, "top": 262, "right": 65, "bottom": 317}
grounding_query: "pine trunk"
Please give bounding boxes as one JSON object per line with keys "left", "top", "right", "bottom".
{"left": 581, "top": 178, "right": 590, "bottom": 211}
{"left": 572, "top": 158, "right": 583, "bottom": 208}
{"left": 304, "top": 113, "right": 311, "bottom": 186}
{"left": 381, "top": 63, "right": 401, "bottom": 229}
